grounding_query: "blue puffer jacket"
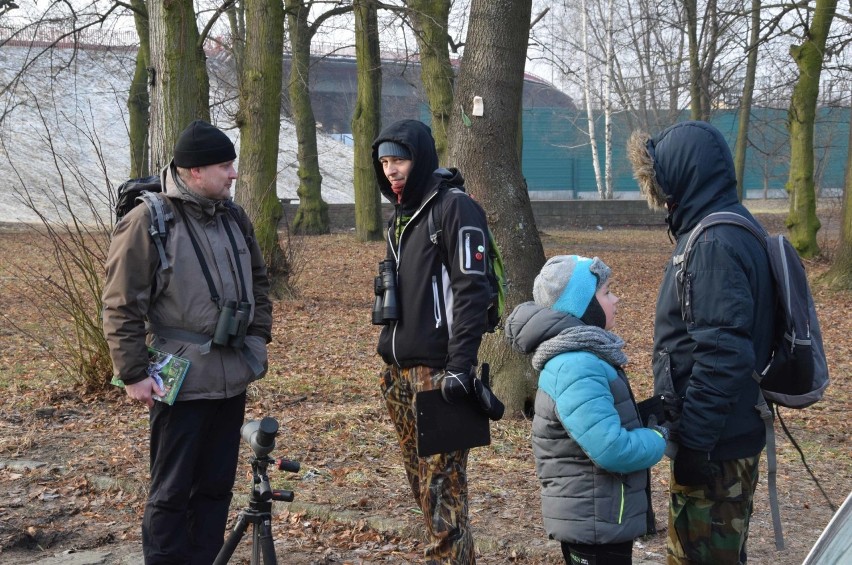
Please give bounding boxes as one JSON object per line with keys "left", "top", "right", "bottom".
{"left": 506, "top": 302, "right": 665, "bottom": 545}
{"left": 646, "top": 121, "right": 775, "bottom": 460}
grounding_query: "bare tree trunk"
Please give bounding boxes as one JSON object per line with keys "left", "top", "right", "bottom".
{"left": 581, "top": 0, "right": 603, "bottom": 199}
{"left": 226, "top": 2, "right": 246, "bottom": 80}
{"left": 699, "top": 0, "right": 719, "bottom": 120}
{"left": 148, "top": 0, "right": 210, "bottom": 171}
{"left": 352, "top": 0, "right": 383, "bottom": 242}
{"left": 821, "top": 100, "right": 852, "bottom": 289}
{"left": 236, "top": 0, "right": 289, "bottom": 295}
{"left": 128, "top": 0, "right": 150, "bottom": 177}
{"left": 604, "top": 0, "right": 614, "bottom": 199}
{"left": 683, "top": 0, "right": 702, "bottom": 120}
{"left": 286, "top": 0, "right": 328, "bottom": 234}
{"left": 406, "top": 0, "right": 454, "bottom": 165}
{"left": 448, "top": 0, "right": 544, "bottom": 416}
{"left": 734, "top": 0, "right": 760, "bottom": 202}
{"left": 786, "top": 0, "right": 837, "bottom": 257}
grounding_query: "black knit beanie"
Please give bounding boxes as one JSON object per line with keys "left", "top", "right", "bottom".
{"left": 173, "top": 120, "right": 236, "bottom": 168}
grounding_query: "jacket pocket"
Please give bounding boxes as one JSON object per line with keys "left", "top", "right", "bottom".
{"left": 653, "top": 348, "right": 682, "bottom": 456}
{"left": 596, "top": 473, "right": 627, "bottom": 524}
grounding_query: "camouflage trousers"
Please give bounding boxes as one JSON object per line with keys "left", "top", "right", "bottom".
{"left": 380, "top": 364, "right": 476, "bottom": 565}
{"left": 667, "top": 453, "right": 761, "bottom": 565}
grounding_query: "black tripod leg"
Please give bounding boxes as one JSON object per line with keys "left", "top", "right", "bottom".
{"left": 213, "top": 513, "right": 250, "bottom": 565}
{"left": 256, "top": 519, "right": 277, "bottom": 565}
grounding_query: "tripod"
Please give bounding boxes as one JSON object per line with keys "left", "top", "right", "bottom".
{"left": 213, "top": 454, "right": 300, "bottom": 565}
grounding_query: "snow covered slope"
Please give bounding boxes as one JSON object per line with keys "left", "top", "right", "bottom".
{"left": 0, "top": 45, "right": 355, "bottom": 224}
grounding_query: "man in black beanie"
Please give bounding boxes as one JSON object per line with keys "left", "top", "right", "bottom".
{"left": 103, "top": 119, "right": 272, "bottom": 564}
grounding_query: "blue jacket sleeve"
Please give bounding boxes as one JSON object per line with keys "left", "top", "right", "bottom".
{"left": 548, "top": 354, "right": 665, "bottom": 474}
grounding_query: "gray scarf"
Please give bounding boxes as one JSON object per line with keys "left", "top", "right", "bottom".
{"left": 171, "top": 165, "right": 224, "bottom": 214}
{"left": 532, "top": 325, "right": 627, "bottom": 371}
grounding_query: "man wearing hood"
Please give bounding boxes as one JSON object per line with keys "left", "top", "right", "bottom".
{"left": 102, "top": 120, "right": 272, "bottom": 564}
{"left": 371, "top": 119, "right": 492, "bottom": 563}
{"left": 628, "top": 121, "right": 776, "bottom": 564}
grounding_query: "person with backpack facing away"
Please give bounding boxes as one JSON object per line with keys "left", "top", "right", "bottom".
{"left": 102, "top": 120, "right": 272, "bottom": 564}
{"left": 627, "top": 121, "right": 776, "bottom": 564}
{"left": 371, "top": 119, "right": 501, "bottom": 563}
{"left": 505, "top": 254, "right": 667, "bottom": 565}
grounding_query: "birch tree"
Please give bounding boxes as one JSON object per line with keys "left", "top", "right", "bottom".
{"left": 580, "top": 0, "right": 604, "bottom": 198}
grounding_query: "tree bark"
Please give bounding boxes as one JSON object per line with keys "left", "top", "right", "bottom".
{"left": 352, "top": 0, "right": 383, "bottom": 242}
{"left": 448, "top": 0, "right": 544, "bottom": 416}
{"left": 406, "top": 0, "right": 454, "bottom": 165}
{"left": 128, "top": 0, "right": 150, "bottom": 177}
{"left": 236, "top": 0, "right": 289, "bottom": 296}
{"left": 226, "top": 2, "right": 246, "bottom": 81}
{"left": 734, "top": 0, "right": 760, "bottom": 202}
{"left": 683, "top": 0, "right": 702, "bottom": 120}
{"left": 820, "top": 101, "right": 852, "bottom": 289}
{"left": 286, "top": 0, "right": 329, "bottom": 234}
{"left": 786, "top": 0, "right": 837, "bottom": 257}
{"left": 148, "top": 0, "right": 210, "bottom": 171}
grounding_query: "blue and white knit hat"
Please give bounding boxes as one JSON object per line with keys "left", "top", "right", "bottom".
{"left": 533, "top": 255, "right": 611, "bottom": 323}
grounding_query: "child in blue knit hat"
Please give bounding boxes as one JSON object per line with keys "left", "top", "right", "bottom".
{"left": 505, "top": 255, "right": 667, "bottom": 565}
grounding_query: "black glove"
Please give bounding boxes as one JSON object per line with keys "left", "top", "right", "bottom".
{"left": 472, "top": 364, "right": 504, "bottom": 421}
{"left": 440, "top": 368, "right": 473, "bottom": 404}
{"left": 673, "top": 445, "right": 721, "bottom": 487}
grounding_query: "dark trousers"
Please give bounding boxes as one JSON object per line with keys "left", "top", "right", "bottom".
{"left": 561, "top": 540, "right": 633, "bottom": 565}
{"left": 142, "top": 393, "right": 246, "bottom": 565}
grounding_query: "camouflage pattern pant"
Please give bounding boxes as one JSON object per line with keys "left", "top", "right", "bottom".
{"left": 380, "top": 364, "right": 476, "bottom": 564}
{"left": 667, "top": 454, "right": 760, "bottom": 564}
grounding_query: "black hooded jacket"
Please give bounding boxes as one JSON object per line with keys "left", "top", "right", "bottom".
{"left": 371, "top": 120, "right": 491, "bottom": 372}
{"left": 648, "top": 121, "right": 775, "bottom": 460}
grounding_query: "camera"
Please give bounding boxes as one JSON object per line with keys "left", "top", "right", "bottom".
{"left": 213, "top": 300, "right": 251, "bottom": 348}
{"left": 372, "top": 258, "right": 400, "bottom": 325}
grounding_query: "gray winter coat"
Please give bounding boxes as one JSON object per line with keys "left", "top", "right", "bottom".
{"left": 102, "top": 164, "right": 272, "bottom": 400}
{"left": 507, "top": 302, "right": 663, "bottom": 545}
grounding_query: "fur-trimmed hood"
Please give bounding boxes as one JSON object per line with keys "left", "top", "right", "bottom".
{"left": 627, "top": 121, "right": 741, "bottom": 236}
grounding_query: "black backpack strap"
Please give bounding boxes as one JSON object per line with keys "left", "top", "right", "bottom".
{"left": 223, "top": 200, "right": 254, "bottom": 247}
{"left": 427, "top": 182, "right": 467, "bottom": 264}
{"left": 674, "top": 212, "right": 767, "bottom": 321}
{"left": 140, "top": 192, "right": 173, "bottom": 270}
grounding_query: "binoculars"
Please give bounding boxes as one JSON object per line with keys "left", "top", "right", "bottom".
{"left": 372, "top": 258, "right": 400, "bottom": 325}
{"left": 213, "top": 300, "right": 251, "bottom": 348}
